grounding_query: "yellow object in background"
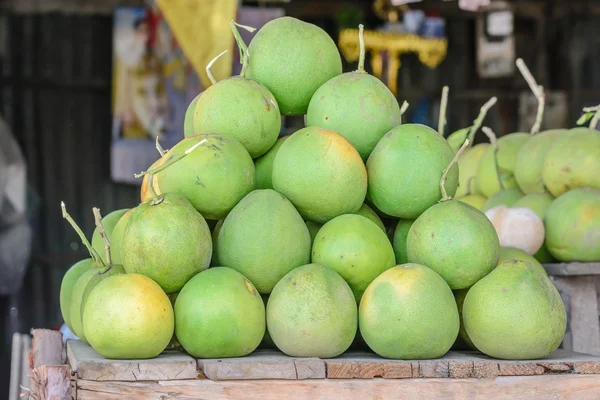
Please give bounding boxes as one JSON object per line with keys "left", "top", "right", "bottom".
{"left": 156, "top": 0, "right": 238, "bottom": 89}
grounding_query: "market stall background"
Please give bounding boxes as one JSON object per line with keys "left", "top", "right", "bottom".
{"left": 0, "top": 0, "right": 600, "bottom": 396}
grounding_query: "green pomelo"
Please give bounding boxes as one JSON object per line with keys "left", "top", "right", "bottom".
{"left": 60, "top": 259, "right": 95, "bottom": 331}
{"left": 267, "top": 263, "right": 357, "bottom": 357}
{"left": 80, "top": 265, "right": 126, "bottom": 320}
{"left": 497, "top": 247, "right": 547, "bottom": 276}
{"left": 156, "top": 133, "right": 255, "bottom": 220}
{"left": 183, "top": 93, "right": 200, "bottom": 137}
{"left": 217, "top": 189, "right": 311, "bottom": 294}
{"left": 167, "top": 292, "right": 180, "bottom": 349}
{"left": 259, "top": 294, "right": 275, "bottom": 349}
{"left": 121, "top": 193, "right": 212, "bottom": 294}
{"left": 312, "top": 214, "right": 395, "bottom": 301}
{"left": 306, "top": 72, "right": 401, "bottom": 160}
{"left": 463, "top": 260, "right": 566, "bottom": 359}
{"left": 392, "top": 219, "right": 415, "bottom": 264}
{"left": 305, "top": 220, "right": 322, "bottom": 244}
{"left": 446, "top": 127, "right": 470, "bottom": 153}
{"left": 453, "top": 289, "right": 475, "bottom": 350}
{"left": 91, "top": 208, "right": 129, "bottom": 264}
{"left": 246, "top": 17, "right": 342, "bottom": 116}
{"left": 210, "top": 220, "right": 223, "bottom": 267}
{"left": 359, "top": 264, "right": 459, "bottom": 359}
{"left": 542, "top": 128, "right": 600, "bottom": 197}
{"left": 367, "top": 124, "right": 458, "bottom": 219}
{"left": 255, "top": 136, "right": 289, "bottom": 189}
{"left": 545, "top": 188, "right": 600, "bottom": 262}
{"left": 355, "top": 203, "right": 386, "bottom": 232}
{"left": 272, "top": 127, "right": 367, "bottom": 223}
{"left": 83, "top": 273, "right": 174, "bottom": 359}
{"left": 476, "top": 133, "right": 530, "bottom": 198}
{"left": 514, "top": 129, "right": 566, "bottom": 194}
{"left": 108, "top": 208, "right": 135, "bottom": 266}
{"left": 513, "top": 192, "right": 556, "bottom": 263}
{"left": 455, "top": 144, "right": 488, "bottom": 197}
{"left": 175, "top": 267, "right": 265, "bottom": 358}
{"left": 481, "top": 188, "right": 523, "bottom": 212}
{"left": 456, "top": 194, "right": 487, "bottom": 210}
{"left": 407, "top": 200, "right": 499, "bottom": 290}
{"left": 189, "top": 76, "right": 281, "bottom": 158}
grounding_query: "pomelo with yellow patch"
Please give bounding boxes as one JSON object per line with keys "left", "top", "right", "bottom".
{"left": 456, "top": 194, "right": 487, "bottom": 210}
{"left": 455, "top": 144, "right": 489, "bottom": 197}
{"left": 272, "top": 127, "right": 367, "bottom": 223}
{"left": 140, "top": 156, "right": 165, "bottom": 203}
{"left": 83, "top": 273, "right": 174, "bottom": 359}
{"left": 359, "top": 264, "right": 459, "bottom": 359}
{"left": 497, "top": 247, "right": 547, "bottom": 276}
{"left": 545, "top": 188, "right": 600, "bottom": 262}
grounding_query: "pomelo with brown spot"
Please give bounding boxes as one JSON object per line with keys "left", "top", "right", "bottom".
{"left": 272, "top": 127, "right": 367, "bottom": 223}
{"left": 359, "top": 264, "right": 459, "bottom": 359}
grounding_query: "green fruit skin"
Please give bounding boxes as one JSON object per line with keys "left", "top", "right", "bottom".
{"left": 407, "top": 200, "right": 500, "bottom": 290}
{"left": 210, "top": 220, "right": 224, "bottom": 267}
{"left": 453, "top": 289, "right": 476, "bottom": 350}
{"left": 175, "top": 267, "right": 265, "bottom": 358}
{"left": 156, "top": 133, "right": 255, "bottom": 220}
{"left": 306, "top": 72, "right": 401, "bottom": 160}
{"left": 456, "top": 195, "right": 487, "bottom": 210}
{"left": 267, "top": 263, "right": 357, "bottom": 357}
{"left": 392, "top": 219, "right": 415, "bottom": 265}
{"left": 60, "top": 259, "right": 95, "bottom": 331}
{"left": 455, "top": 144, "right": 488, "bottom": 197}
{"left": 463, "top": 260, "right": 566, "bottom": 359}
{"left": 497, "top": 247, "right": 547, "bottom": 277}
{"left": 545, "top": 188, "right": 600, "bottom": 262}
{"left": 355, "top": 203, "right": 386, "bottom": 232}
{"left": 246, "top": 17, "right": 342, "bottom": 116}
{"left": 91, "top": 209, "right": 129, "bottom": 264}
{"left": 476, "top": 133, "right": 530, "bottom": 198}
{"left": 272, "top": 126, "right": 367, "bottom": 223}
{"left": 121, "top": 193, "right": 212, "bottom": 294}
{"left": 190, "top": 76, "right": 281, "bottom": 158}
{"left": 542, "top": 128, "right": 600, "bottom": 197}
{"left": 305, "top": 220, "right": 322, "bottom": 244}
{"left": 80, "top": 265, "right": 126, "bottom": 320}
{"left": 183, "top": 93, "right": 200, "bottom": 137}
{"left": 83, "top": 274, "right": 174, "bottom": 359}
{"left": 446, "top": 127, "right": 470, "bottom": 153}
{"left": 481, "top": 188, "right": 524, "bottom": 212}
{"left": 367, "top": 124, "right": 458, "bottom": 219}
{"left": 312, "top": 214, "right": 396, "bottom": 302}
{"left": 259, "top": 294, "right": 276, "bottom": 349}
{"left": 217, "top": 189, "right": 311, "bottom": 294}
{"left": 513, "top": 192, "right": 556, "bottom": 263}
{"left": 514, "top": 129, "right": 565, "bottom": 194}
{"left": 255, "top": 136, "right": 289, "bottom": 190}
{"left": 109, "top": 208, "right": 135, "bottom": 266}
{"left": 359, "top": 264, "right": 459, "bottom": 359}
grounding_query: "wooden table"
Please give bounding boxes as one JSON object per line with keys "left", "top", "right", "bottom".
{"left": 544, "top": 262, "right": 600, "bottom": 356}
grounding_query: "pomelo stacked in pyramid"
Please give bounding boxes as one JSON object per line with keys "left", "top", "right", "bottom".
{"left": 60, "top": 16, "right": 600, "bottom": 362}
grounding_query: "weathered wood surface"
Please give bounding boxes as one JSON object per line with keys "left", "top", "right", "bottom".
{"left": 544, "top": 263, "right": 600, "bottom": 276}
{"left": 67, "top": 340, "right": 198, "bottom": 381}
{"left": 75, "top": 375, "right": 600, "bottom": 400}
{"left": 29, "top": 329, "right": 70, "bottom": 400}
{"left": 30, "top": 329, "right": 64, "bottom": 368}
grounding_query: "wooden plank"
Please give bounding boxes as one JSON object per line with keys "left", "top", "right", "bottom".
{"left": 544, "top": 263, "right": 600, "bottom": 276}
{"left": 67, "top": 340, "right": 198, "bottom": 382}
{"left": 30, "top": 365, "right": 71, "bottom": 400}
{"left": 30, "top": 329, "right": 64, "bottom": 368}
{"left": 76, "top": 375, "right": 600, "bottom": 400}
{"left": 553, "top": 276, "right": 600, "bottom": 356}
{"left": 198, "top": 350, "right": 325, "bottom": 380}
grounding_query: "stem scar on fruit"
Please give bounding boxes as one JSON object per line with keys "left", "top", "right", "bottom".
{"left": 516, "top": 58, "right": 545, "bottom": 135}
{"left": 134, "top": 138, "right": 208, "bottom": 206}
{"left": 482, "top": 126, "right": 504, "bottom": 191}
{"left": 440, "top": 138, "right": 469, "bottom": 201}
{"left": 92, "top": 207, "right": 112, "bottom": 270}
{"left": 61, "top": 201, "right": 105, "bottom": 267}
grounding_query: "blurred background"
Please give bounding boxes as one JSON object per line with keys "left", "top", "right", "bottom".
{"left": 0, "top": 0, "right": 599, "bottom": 396}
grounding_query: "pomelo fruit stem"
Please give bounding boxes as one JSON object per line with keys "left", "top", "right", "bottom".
{"left": 438, "top": 86, "right": 449, "bottom": 136}
{"left": 61, "top": 202, "right": 104, "bottom": 266}
{"left": 156, "top": 137, "right": 166, "bottom": 156}
{"left": 92, "top": 207, "right": 112, "bottom": 268}
{"left": 230, "top": 20, "right": 256, "bottom": 78}
{"left": 467, "top": 96, "right": 497, "bottom": 147}
{"left": 516, "top": 58, "right": 544, "bottom": 135}
{"left": 357, "top": 24, "right": 366, "bottom": 74}
{"left": 482, "top": 126, "right": 504, "bottom": 191}
{"left": 400, "top": 101, "right": 409, "bottom": 116}
{"left": 206, "top": 50, "right": 229, "bottom": 85}
{"left": 582, "top": 105, "right": 600, "bottom": 129}
{"left": 440, "top": 138, "right": 469, "bottom": 201}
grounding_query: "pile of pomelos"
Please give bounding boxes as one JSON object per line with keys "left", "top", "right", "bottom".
{"left": 60, "top": 16, "right": 599, "bottom": 362}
